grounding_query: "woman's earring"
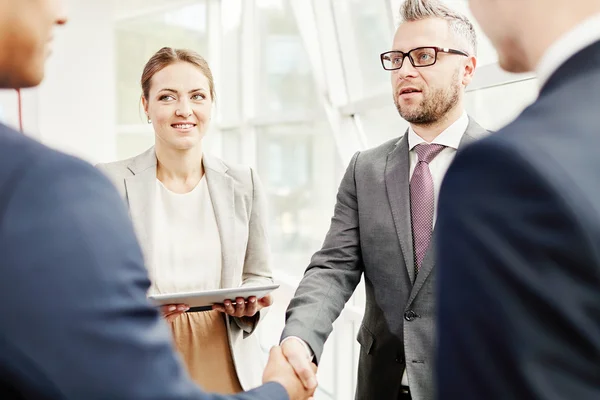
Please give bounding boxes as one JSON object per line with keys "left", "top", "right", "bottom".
{"left": 147, "top": 115, "right": 151, "bottom": 124}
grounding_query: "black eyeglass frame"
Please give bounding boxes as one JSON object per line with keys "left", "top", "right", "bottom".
{"left": 380, "top": 47, "right": 469, "bottom": 70}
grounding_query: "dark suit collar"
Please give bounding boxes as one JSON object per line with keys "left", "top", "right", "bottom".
{"left": 541, "top": 39, "right": 600, "bottom": 96}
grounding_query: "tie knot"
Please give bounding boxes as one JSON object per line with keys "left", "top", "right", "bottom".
{"left": 415, "top": 144, "right": 445, "bottom": 164}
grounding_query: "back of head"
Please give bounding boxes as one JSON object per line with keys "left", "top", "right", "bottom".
{"left": 399, "top": 0, "right": 477, "bottom": 56}
{"left": 467, "top": 0, "right": 600, "bottom": 73}
{"left": 0, "top": 0, "right": 67, "bottom": 88}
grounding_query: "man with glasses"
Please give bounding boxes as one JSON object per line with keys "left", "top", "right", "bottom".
{"left": 280, "top": 1, "right": 486, "bottom": 399}
{"left": 437, "top": 0, "right": 600, "bottom": 398}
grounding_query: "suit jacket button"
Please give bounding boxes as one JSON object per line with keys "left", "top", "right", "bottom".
{"left": 404, "top": 310, "right": 417, "bottom": 321}
{"left": 395, "top": 355, "right": 404, "bottom": 363}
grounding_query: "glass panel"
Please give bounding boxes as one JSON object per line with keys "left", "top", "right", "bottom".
{"left": 256, "top": 121, "right": 341, "bottom": 277}
{"left": 115, "top": 1, "right": 209, "bottom": 126}
{"left": 220, "top": 128, "right": 242, "bottom": 164}
{"left": 333, "top": 0, "right": 393, "bottom": 100}
{"left": 358, "top": 105, "right": 409, "bottom": 148}
{"left": 218, "top": 0, "right": 242, "bottom": 123}
{"left": 465, "top": 78, "right": 538, "bottom": 130}
{"left": 256, "top": 0, "right": 318, "bottom": 116}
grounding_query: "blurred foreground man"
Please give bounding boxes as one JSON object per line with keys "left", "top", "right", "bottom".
{"left": 0, "top": 1, "right": 313, "bottom": 399}
{"left": 437, "top": 0, "right": 600, "bottom": 399}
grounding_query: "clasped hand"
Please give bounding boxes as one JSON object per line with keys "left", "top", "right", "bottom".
{"left": 263, "top": 345, "right": 318, "bottom": 400}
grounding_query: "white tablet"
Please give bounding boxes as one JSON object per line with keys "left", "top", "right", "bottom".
{"left": 148, "top": 284, "right": 280, "bottom": 312}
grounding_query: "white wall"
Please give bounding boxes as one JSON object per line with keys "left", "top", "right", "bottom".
{"left": 34, "top": 0, "right": 116, "bottom": 163}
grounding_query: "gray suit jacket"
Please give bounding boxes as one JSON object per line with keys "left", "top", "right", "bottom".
{"left": 282, "top": 118, "right": 487, "bottom": 400}
{"left": 97, "top": 147, "right": 273, "bottom": 390}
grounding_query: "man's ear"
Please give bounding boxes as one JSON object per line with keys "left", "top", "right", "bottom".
{"left": 462, "top": 55, "right": 477, "bottom": 86}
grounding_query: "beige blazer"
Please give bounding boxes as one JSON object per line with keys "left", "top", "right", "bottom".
{"left": 97, "top": 146, "right": 272, "bottom": 390}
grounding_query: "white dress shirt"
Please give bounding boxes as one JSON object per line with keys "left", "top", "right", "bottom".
{"left": 536, "top": 12, "right": 600, "bottom": 90}
{"left": 152, "top": 177, "right": 222, "bottom": 294}
{"left": 408, "top": 111, "right": 469, "bottom": 225}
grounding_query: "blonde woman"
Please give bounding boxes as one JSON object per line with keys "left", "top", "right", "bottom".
{"left": 98, "top": 47, "right": 273, "bottom": 394}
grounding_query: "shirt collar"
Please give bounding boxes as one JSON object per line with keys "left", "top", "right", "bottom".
{"left": 536, "top": 13, "right": 600, "bottom": 90}
{"left": 408, "top": 111, "right": 469, "bottom": 151}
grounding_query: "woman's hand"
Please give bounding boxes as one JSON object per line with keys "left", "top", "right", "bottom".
{"left": 161, "top": 304, "right": 189, "bottom": 322}
{"left": 212, "top": 294, "right": 273, "bottom": 318}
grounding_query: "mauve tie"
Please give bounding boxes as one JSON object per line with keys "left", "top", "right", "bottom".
{"left": 410, "top": 143, "right": 445, "bottom": 274}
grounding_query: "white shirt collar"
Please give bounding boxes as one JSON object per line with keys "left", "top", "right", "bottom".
{"left": 408, "top": 111, "right": 469, "bottom": 151}
{"left": 536, "top": 13, "right": 600, "bottom": 90}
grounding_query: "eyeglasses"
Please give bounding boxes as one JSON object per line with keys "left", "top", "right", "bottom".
{"left": 380, "top": 47, "right": 469, "bottom": 70}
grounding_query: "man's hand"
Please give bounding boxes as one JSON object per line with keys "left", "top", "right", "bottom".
{"left": 281, "top": 337, "right": 318, "bottom": 391}
{"left": 263, "top": 346, "right": 317, "bottom": 400}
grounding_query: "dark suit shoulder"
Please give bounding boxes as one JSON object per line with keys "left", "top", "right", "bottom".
{"left": 475, "top": 86, "right": 600, "bottom": 217}
{"left": 0, "top": 124, "right": 47, "bottom": 191}
{"left": 0, "top": 124, "right": 114, "bottom": 212}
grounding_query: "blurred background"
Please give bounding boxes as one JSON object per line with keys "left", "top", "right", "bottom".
{"left": 0, "top": 0, "right": 538, "bottom": 398}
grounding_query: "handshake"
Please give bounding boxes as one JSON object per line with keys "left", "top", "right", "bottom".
{"left": 262, "top": 338, "right": 318, "bottom": 400}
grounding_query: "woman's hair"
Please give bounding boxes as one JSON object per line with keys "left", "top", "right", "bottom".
{"left": 141, "top": 47, "right": 216, "bottom": 101}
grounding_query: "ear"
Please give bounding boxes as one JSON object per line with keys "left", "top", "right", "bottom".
{"left": 141, "top": 95, "right": 149, "bottom": 116}
{"left": 461, "top": 55, "right": 477, "bottom": 86}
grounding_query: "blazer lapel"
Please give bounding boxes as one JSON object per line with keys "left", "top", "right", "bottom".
{"left": 204, "top": 154, "right": 237, "bottom": 289}
{"left": 385, "top": 133, "right": 415, "bottom": 284}
{"left": 124, "top": 147, "right": 157, "bottom": 274}
{"left": 407, "top": 116, "right": 488, "bottom": 303}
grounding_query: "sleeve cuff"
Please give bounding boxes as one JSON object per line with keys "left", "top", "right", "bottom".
{"left": 280, "top": 336, "right": 314, "bottom": 360}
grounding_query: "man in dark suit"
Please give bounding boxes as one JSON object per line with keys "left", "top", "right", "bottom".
{"left": 0, "top": 1, "right": 312, "bottom": 399}
{"left": 280, "top": 1, "right": 485, "bottom": 399}
{"left": 436, "top": 0, "right": 600, "bottom": 399}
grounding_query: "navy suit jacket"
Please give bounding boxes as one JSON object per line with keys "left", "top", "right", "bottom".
{"left": 0, "top": 123, "right": 287, "bottom": 400}
{"left": 436, "top": 40, "right": 600, "bottom": 399}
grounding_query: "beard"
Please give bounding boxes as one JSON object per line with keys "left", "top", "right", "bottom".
{"left": 394, "top": 70, "right": 461, "bottom": 125}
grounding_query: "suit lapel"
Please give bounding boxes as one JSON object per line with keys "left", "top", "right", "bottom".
{"left": 124, "top": 147, "right": 157, "bottom": 274}
{"left": 407, "top": 117, "right": 488, "bottom": 304}
{"left": 204, "top": 154, "right": 237, "bottom": 289}
{"left": 385, "top": 133, "right": 415, "bottom": 284}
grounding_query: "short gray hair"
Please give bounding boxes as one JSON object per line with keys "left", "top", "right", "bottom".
{"left": 399, "top": 0, "right": 477, "bottom": 56}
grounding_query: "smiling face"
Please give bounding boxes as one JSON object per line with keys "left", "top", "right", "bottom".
{"left": 143, "top": 62, "right": 213, "bottom": 151}
{"left": 390, "top": 17, "right": 476, "bottom": 125}
{"left": 0, "top": 0, "right": 67, "bottom": 88}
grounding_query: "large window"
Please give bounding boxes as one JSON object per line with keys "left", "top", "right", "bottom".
{"left": 256, "top": 0, "right": 319, "bottom": 117}
{"left": 218, "top": 0, "right": 243, "bottom": 125}
{"left": 256, "top": 122, "right": 340, "bottom": 277}
{"left": 333, "top": 0, "right": 393, "bottom": 100}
